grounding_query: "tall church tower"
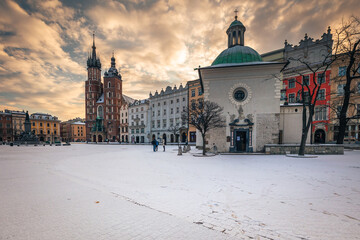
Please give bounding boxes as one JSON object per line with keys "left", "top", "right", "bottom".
{"left": 103, "top": 52, "right": 123, "bottom": 141}
{"left": 85, "top": 33, "right": 102, "bottom": 141}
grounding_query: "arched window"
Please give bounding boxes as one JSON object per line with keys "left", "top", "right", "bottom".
{"left": 108, "top": 82, "right": 111, "bottom": 88}
{"left": 97, "top": 106, "right": 103, "bottom": 118}
{"left": 233, "top": 31, "right": 236, "bottom": 45}
{"left": 238, "top": 30, "right": 241, "bottom": 45}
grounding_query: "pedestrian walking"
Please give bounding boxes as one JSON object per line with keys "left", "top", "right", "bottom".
{"left": 155, "top": 139, "right": 159, "bottom": 151}
{"left": 151, "top": 137, "right": 157, "bottom": 152}
{"left": 162, "top": 138, "right": 166, "bottom": 152}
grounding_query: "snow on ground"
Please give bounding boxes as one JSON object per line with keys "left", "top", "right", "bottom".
{"left": 0, "top": 144, "right": 360, "bottom": 240}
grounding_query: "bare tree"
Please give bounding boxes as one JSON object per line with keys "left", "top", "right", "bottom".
{"left": 332, "top": 16, "right": 360, "bottom": 144}
{"left": 284, "top": 49, "right": 334, "bottom": 155}
{"left": 182, "top": 100, "right": 225, "bottom": 155}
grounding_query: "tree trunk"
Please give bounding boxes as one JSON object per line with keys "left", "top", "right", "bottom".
{"left": 202, "top": 133, "right": 206, "bottom": 155}
{"left": 298, "top": 105, "right": 314, "bottom": 156}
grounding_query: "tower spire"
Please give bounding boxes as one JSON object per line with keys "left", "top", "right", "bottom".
{"left": 234, "top": 8, "right": 238, "bottom": 20}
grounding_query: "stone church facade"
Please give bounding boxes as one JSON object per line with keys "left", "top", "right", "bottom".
{"left": 199, "top": 14, "right": 285, "bottom": 152}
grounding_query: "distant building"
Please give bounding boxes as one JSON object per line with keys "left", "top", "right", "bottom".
{"left": 0, "top": 110, "right": 12, "bottom": 142}
{"left": 30, "top": 113, "right": 60, "bottom": 142}
{"left": 120, "top": 95, "right": 134, "bottom": 143}
{"left": 8, "top": 110, "right": 26, "bottom": 141}
{"left": 128, "top": 99, "right": 150, "bottom": 143}
{"left": 187, "top": 79, "right": 203, "bottom": 143}
{"left": 149, "top": 84, "right": 188, "bottom": 143}
{"left": 60, "top": 118, "right": 86, "bottom": 142}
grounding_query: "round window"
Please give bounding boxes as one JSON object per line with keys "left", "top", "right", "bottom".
{"left": 233, "top": 88, "right": 247, "bottom": 102}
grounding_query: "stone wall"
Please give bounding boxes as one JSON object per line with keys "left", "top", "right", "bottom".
{"left": 256, "top": 113, "right": 280, "bottom": 152}
{"left": 265, "top": 144, "right": 344, "bottom": 155}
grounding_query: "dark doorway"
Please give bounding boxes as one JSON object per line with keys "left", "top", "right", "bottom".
{"left": 40, "top": 136, "right": 44, "bottom": 142}
{"left": 170, "top": 134, "right": 174, "bottom": 143}
{"left": 314, "top": 129, "right": 326, "bottom": 143}
{"left": 190, "top": 132, "right": 196, "bottom": 142}
{"left": 98, "top": 135, "right": 102, "bottom": 142}
{"left": 181, "top": 132, "right": 186, "bottom": 142}
{"left": 125, "top": 135, "right": 128, "bottom": 142}
{"left": 162, "top": 133, "right": 167, "bottom": 144}
{"left": 234, "top": 130, "right": 247, "bottom": 152}
{"left": 136, "top": 136, "right": 139, "bottom": 143}
{"left": 93, "top": 135, "right": 96, "bottom": 142}
{"left": 141, "top": 136, "right": 144, "bottom": 143}
{"left": 122, "top": 135, "right": 124, "bottom": 142}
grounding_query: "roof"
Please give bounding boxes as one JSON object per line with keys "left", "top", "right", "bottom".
{"left": 96, "top": 93, "right": 104, "bottom": 103}
{"left": 122, "top": 94, "right": 135, "bottom": 104}
{"left": 212, "top": 45, "right": 263, "bottom": 66}
{"left": 200, "top": 61, "right": 286, "bottom": 70}
{"left": 229, "top": 19, "right": 245, "bottom": 28}
{"left": 72, "top": 121, "right": 85, "bottom": 125}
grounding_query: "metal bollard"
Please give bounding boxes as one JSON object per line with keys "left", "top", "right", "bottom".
{"left": 178, "top": 146, "right": 182, "bottom": 155}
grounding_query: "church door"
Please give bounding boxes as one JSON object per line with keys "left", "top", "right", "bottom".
{"left": 234, "top": 130, "right": 247, "bottom": 152}
{"left": 98, "top": 135, "right": 102, "bottom": 142}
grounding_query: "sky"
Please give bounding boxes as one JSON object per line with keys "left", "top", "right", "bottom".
{"left": 0, "top": 0, "right": 359, "bottom": 120}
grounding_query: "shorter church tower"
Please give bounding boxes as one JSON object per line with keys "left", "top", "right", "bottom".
{"left": 103, "top": 52, "right": 123, "bottom": 141}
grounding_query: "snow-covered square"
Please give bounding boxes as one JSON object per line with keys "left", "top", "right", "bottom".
{"left": 0, "top": 144, "right": 359, "bottom": 240}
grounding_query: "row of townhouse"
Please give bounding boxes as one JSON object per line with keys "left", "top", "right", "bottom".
{"left": 262, "top": 27, "right": 360, "bottom": 143}
{"left": 128, "top": 84, "right": 192, "bottom": 144}
{"left": 0, "top": 110, "right": 62, "bottom": 143}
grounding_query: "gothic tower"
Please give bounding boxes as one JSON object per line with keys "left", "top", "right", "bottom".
{"left": 85, "top": 33, "right": 102, "bottom": 141}
{"left": 103, "top": 52, "right": 123, "bottom": 141}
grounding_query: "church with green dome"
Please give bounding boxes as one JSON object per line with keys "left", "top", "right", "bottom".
{"left": 197, "top": 12, "right": 286, "bottom": 153}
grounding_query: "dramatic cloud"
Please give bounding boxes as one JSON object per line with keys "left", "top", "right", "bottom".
{"left": 0, "top": 0, "right": 359, "bottom": 120}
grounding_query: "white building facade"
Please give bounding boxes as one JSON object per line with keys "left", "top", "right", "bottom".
{"left": 149, "top": 85, "right": 188, "bottom": 143}
{"left": 128, "top": 99, "right": 150, "bottom": 143}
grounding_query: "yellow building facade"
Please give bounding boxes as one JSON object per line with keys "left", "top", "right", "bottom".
{"left": 187, "top": 79, "right": 203, "bottom": 143}
{"left": 71, "top": 122, "right": 86, "bottom": 142}
{"left": 30, "top": 113, "right": 61, "bottom": 143}
{"left": 329, "top": 54, "right": 360, "bottom": 142}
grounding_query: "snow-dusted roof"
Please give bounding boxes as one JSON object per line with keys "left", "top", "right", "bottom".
{"left": 200, "top": 61, "right": 286, "bottom": 69}
{"left": 96, "top": 93, "right": 104, "bottom": 103}
{"left": 122, "top": 94, "right": 135, "bottom": 104}
{"left": 72, "top": 121, "right": 85, "bottom": 125}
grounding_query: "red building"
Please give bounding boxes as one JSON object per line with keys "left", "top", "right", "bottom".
{"left": 283, "top": 70, "right": 331, "bottom": 143}
{"left": 85, "top": 34, "right": 123, "bottom": 142}
{"left": 0, "top": 110, "right": 13, "bottom": 142}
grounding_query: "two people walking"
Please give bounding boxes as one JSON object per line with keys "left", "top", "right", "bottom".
{"left": 151, "top": 137, "right": 166, "bottom": 152}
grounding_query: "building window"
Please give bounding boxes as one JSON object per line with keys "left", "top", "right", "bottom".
{"left": 176, "top": 107, "right": 179, "bottom": 113}
{"left": 131, "top": 129, "right": 134, "bottom": 134}
{"left": 170, "top": 108, "right": 173, "bottom": 114}
{"left": 303, "top": 91, "right": 310, "bottom": 103}
{"left": 163, "top": 109, "right": 166, "bottom": 115}
{"left": 170, "top": 118, "right": 174, "bottom": 127}
{"left": 183, "top": 97, "right": 185, "bottom": 102}
{"left": 288, "top": 78, "right": 295, "bottom": 89}
{"left": 164, "top": 101, "right": 166, "bottom": 105}
{"left": 108, "top": 82, "right": 111, "bottom": 88}
{"left": 303, "top": 75, "right": 310, "bottom": 86}
{"left": 141, "top": 128, "right": 144, "bottom": 133}
{"left": 157, "top": 110, "right": 160, "bottom": 116}
{"left": 198, "top": 88, "right": 203, "bottom": 96}
{"left": 317, "top": 73, "right": 325, "bottom": 84}
{"left": 47, "top": 130, "right": 50, "bottom": 134}
{"left": 317, "top": 89, "right": 326, "bottom": 100}
{"left": 152, "top": 121, "right": 155, "bottom": 128}
{"left": 288, "top": 93, "right": 295, "bottom": 103}
{"left": 315, "top": 106, "right": 328, "bottom": 121}
{"left": 163, "top": 120, "right": 167, "bottom": 128}
{"left": 339, "top": 66, "right": 346, "bottom": 77}
{"left": 176, "top": 99, "right": 179, "bottom": 103}
{"left": 136, "top": 129, "right": 139, "bottom": 134}
{"left": 40, "top": 123, "right": 43, "bottom": 127}
{"left": 32, "top": 122, "right": 35, "bottom": 126}
{"left": 191, "top": 89, "right": 195, "bottom": 97}
{"left": 158, "top": 103, "right": 160, "bottom": 106}
{"left": 337, "top": 84, "right": 345, "bottom": 96}
{"left": 141, "top": 113, "right": 144, "bottom": 118}
{"left": 54, "top": 130, "right": 57, "bottom": 134}
{"left": 170, "top": 100, "right": 173, "bottom": 104}
{"left": 157, "top": 120, "right": 160, "bottom": 128}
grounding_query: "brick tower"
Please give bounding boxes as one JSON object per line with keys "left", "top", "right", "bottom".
{"left": 85, "top": 33, "right": 102, "bottom": 141}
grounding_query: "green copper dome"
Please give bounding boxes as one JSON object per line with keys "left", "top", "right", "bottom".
{"left": 229, "top": 20, "right": 244, "bottom": 28}
{"left": 211, "top": 45, "right": 263, "bottom": 66}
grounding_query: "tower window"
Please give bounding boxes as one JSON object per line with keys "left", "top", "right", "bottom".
{"left": 108, "top": 82, "right": 111, "bottom": 88}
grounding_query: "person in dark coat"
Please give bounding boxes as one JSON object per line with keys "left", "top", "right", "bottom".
{"left": 151, "top": 137, "right": 157, "bottom": 152}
